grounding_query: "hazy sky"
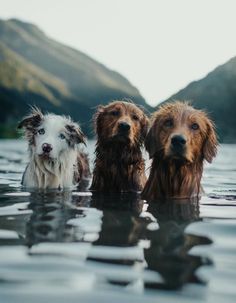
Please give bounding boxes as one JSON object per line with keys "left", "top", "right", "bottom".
{"left": 1, "top": 0, "right": 236, "bottom": 106}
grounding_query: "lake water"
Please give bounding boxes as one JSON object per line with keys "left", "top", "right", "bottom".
{"left": 0, "top": 139, "right": 235, "bottom": 303}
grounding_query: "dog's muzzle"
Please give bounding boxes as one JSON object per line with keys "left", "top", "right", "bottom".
{"left": 118, "top": 121, "right": 131, "bottom": 133}
{"left": 171, "top": 135, "right": 186, "bottom": 154}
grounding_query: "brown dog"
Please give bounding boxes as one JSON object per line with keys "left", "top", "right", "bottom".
{"left": 90, "top": 100, "right": 149, "bottom": 192}
{"left": 142, "top": 101, "right": 218, "bottom": 200}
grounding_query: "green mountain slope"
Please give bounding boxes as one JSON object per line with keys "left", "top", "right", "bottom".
{"left": 0, "top": 18, "right": 149, "bottom": 137}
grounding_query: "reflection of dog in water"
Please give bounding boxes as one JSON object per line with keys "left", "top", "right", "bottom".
{"left": 90, "top": 193, "right": 147, "bottom": 248}
{"left": 144, "top": 199, "right": 213, "bottom": 289}
{"left": 88, "top": 194, "right": 213, "bottom": 290}
{"left": 26, "top": 191, "right": 91, "bottom": 247}
{"left": 25, "top": 191, "right": 213, "bottom": 290}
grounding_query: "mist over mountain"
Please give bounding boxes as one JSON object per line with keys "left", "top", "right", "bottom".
{"left": 0, "top": 18, "right": 150, "bottom": 137}
{"left": 160, "top": 57, "right": 236, "bottom": 142}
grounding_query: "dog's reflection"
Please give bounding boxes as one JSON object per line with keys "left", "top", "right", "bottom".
{"left": 26, "top": 190, "right": 91, "bottom": 247}
{"left": 25, "top": 191, "right": 213, "bottom": 290}
{"left": 144, "top": 198, "right": 212, "bottom": 289}
{"left": 90, "top": 192, "right": 147, "bottom": 248}
{"left": 89, "top": 194, "right": 213, "bottom": 289}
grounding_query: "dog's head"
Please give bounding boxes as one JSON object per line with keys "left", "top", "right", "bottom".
{"left": 94, "top": 101, "right": 149, "bottom": 147}
{"left": 145, "top": 102, "right": 218, "bottom": 163}
{"left": 18, "top": 107, "right": 86, "bottom": 160}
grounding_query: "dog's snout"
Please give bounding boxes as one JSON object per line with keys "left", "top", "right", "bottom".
{"left": 42, "top": 143, "right": 53, "bottom": 153}
{"left": 171, "top": 135, "right": 186, "bottom": 147}
{"left": 118, "top": 121, "right": 131, "bottom": 132}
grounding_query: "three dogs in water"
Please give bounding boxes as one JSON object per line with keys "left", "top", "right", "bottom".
{"left": 19, "top": 100, "right": 218, "bottom": 200}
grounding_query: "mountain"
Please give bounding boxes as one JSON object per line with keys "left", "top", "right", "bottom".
{"left": 0, "top": 18, "right": 150, "bottom": 137}
{"left": 1, "top": 18, "right": 235, "bottom": 142}
{"left": 160, "top": 58, "right": 236, "bottom": 142}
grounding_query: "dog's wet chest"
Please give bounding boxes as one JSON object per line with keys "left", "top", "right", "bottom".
{"left": 32, "top": 158, "right": 76, "bottom": 189}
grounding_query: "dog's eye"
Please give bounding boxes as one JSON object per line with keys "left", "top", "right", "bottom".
{"left": 163, "top": 119, "right": 173, "bottom": 128}
{"left": 191, "top": 123, "right": 199, "bottom": 130}
{"left": 38, "top": 128, "right": 45, "bottom": 135}
{"left": 59, "top": 133, "right": 65, "bottom": 140}
{"left": 110, "top": 110, "right": 120, "bottom": 116}
{"left": 132, "top": 114, "right": 139, "bottom": 121}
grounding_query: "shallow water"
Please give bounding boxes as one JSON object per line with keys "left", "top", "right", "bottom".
{"left": 0, "top": 140, "right": 235, "bottom": 303}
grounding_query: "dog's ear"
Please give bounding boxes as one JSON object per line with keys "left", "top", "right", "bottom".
{"left": 202, "top": 117, "right": 218, "bottom": 163}
{"left": 144, "top": 126, "right": 157, "bottom": 158}
{"left": 145, "top": 124, "right": 159, "bottom": 158}
{"left": 66, "top": 123, "right": 86, "bottom": 146}
{"left": 18, "top": 107, "right": 43, "bottom": 130}
{"left": 140, "top": 115, "right": 149, "bottom": 143}
{"left": 93, "top": 105, "right": 105, "bottom": 135}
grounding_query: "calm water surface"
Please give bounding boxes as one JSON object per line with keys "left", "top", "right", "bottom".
{"left": 0, "top": 140, "right": 236, "bottom": 303}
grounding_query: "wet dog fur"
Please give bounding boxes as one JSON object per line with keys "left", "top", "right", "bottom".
{"left": 90, "top": 100, "right": 149, "bottom": 192}
{"left": 18, "top": 107, "right": 90, "bottom": 189}
{"left": 142, "top": 101, "right": 218, "bottom": 200}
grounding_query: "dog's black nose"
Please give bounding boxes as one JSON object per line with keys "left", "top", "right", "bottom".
{"left": 42, "top": 143, "right": 53, "bottom": 153}
{"left": 171, "top": 135, "right": 186, "bottom": 147}
{"left": 118, "top": 121, "right": 131, "bottom": 132}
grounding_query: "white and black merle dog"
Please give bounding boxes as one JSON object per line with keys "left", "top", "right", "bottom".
{"left": 18, "top": 107, "right": 90, "bottom": 189}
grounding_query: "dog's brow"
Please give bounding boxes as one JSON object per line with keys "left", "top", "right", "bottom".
{"left": 182, "top": 110, "right": 197, "bottom": 122}
{"left": 188, "top": 113, "right": 199, "bottom": 121}
{"left": 107, "top": 106, "right": 120, "bottom": 112}
{"left": 178, "top": 109, "right": 191, "bottom": 123}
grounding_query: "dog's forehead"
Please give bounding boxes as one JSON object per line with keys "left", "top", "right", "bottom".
{"left": 125, "top": 103, "right": 143, "bottom": 114}
{"left": 161, "top": 103, "right": 199, "bottom": 119}
{"left": 105, "top": 102, "right": 122, "bottom": 111}
{"left": 159, "top": 103, "right": 209, "bottom": 132}
{"left": 42, "top": 115, "right": 67, "bottom": 131}
{"left": 106, "top": 102, "right": 142, "bottom": 114}
{"left": 181, "top": 107, "right": 199, "bottom": 120}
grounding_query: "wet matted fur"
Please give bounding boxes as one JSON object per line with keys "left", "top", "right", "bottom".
{"left": 18, "top": 107, "right": 90, "bottom": 189}
{"left": 90, "top": 100, "right": 149, "bottom": 192}
{"left": 142, "top": 101, "right": 218, "bottom": 200}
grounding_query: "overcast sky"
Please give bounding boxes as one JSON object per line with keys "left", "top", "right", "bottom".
{"left": 1, "top": 0, "right": 236, "bottom": 106}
